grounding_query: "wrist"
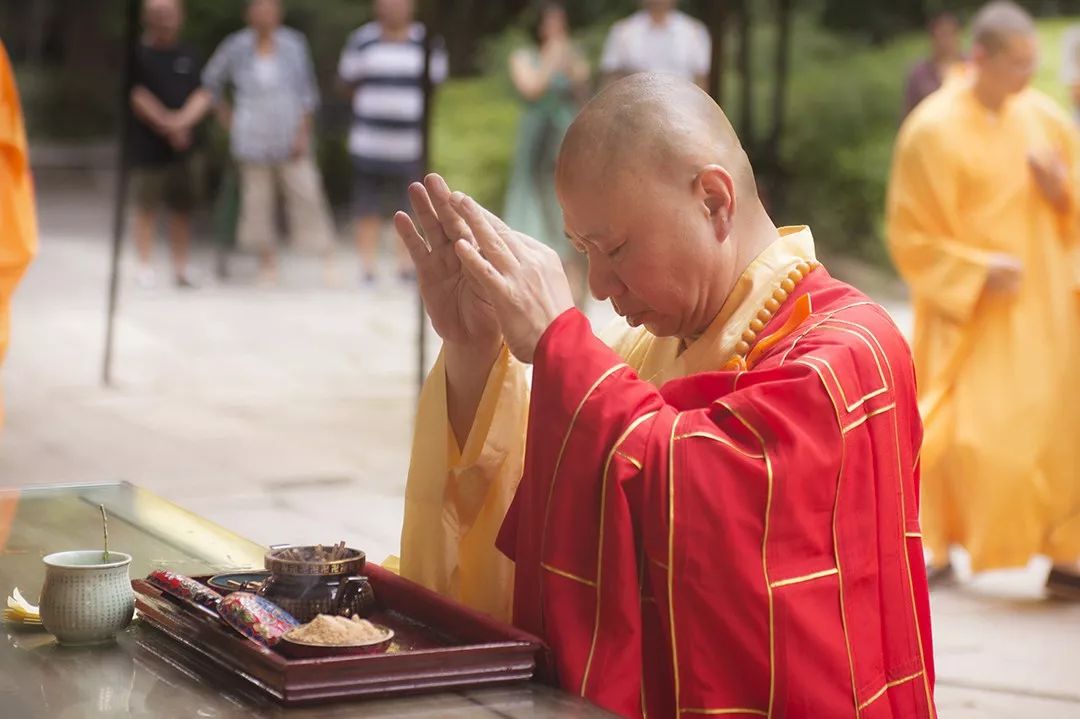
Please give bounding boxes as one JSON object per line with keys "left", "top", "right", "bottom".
{"left": 446, "top": 335, "right": 502, "bottom": 368}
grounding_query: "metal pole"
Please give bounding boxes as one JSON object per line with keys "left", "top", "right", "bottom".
{"left": 417, "top": 2, "right": 436, "bottom": 394}
{"left": 101, "top": 0, "right": 140, "bottom": 386}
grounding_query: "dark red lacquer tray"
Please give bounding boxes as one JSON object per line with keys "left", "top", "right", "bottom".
{"left": 132, "top": 563, "right": 545, "bottom": 705}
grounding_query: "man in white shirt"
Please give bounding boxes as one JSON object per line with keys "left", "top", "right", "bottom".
{"left": 600, "top": 0, "right": 711, "bottom": 89}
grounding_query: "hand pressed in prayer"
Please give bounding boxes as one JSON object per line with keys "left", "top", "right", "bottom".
{"left": 1028, "top": 151, "right": 1070, "bottom": 212}
{"left": 449, "top": 191, "right": 574, "bottom": 364}
{"left": 984, "top": 253, "right": 1023, "bottom": 297}
{"left": 394, "top": 175, "right": 501, "bottom": 351}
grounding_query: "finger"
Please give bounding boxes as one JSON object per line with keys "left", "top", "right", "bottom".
{"left": 408, "top": 183, "right": 449, "bottom": 250}
{"left": 425, "top": 174, "right": 473, "bottom": 246}
{"left": 394, "top": 211, "right": 431, "bottom": 266}
{"left": 471, "top": 197, "right": 546, "bottom": 255}
{"left": 452, "top": 193, "right": 522, "bottom": 272}
{"left": 454, "top": 239, "right": 509, "bottom": 300}
{"left": 478, "top": 203, "right": 512, "bottom": 233}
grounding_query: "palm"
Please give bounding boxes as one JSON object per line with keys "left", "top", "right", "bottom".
{"left": 395, "top": 175, "right": 500, "bottom": 347}
{"left": 417, "top": 238, "right": 498, "bottom": 345}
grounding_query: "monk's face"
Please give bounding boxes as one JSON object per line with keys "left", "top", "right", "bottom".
{"left": 975, "top": 32, "right": 1038, "bottom": 97}
{"left": 560, "top": 167, "right": 736, "bottom": 339}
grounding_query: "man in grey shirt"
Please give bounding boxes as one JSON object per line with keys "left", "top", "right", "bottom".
{"left": 901, "top": 12, "right": 963, "bottom": 120}
{"left": 201, "top": 0, "right": 335, "bottom": 285}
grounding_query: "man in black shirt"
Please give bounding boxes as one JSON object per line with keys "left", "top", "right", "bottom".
{"left": 129, "top": 0, "right": 211, "bottom": 288}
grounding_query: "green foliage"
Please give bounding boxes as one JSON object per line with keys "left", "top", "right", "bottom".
{"left": 431, "top": 76, "right": 520, "bottom": 213}
{"left": 776, "top": 25, "right": 925, "bottom": 262}
{"left": 429, "top": 19, "right": 611, "bottom": 214}
{"left": 776, "top": 18, "right": 1075, "bottom": 263}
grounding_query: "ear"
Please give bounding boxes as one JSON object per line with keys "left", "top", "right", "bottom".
{"left": 971, "top": 43, "right": 988, "bottom": 66}
{"left": 696, "top": 164, "right": 737, "bottom": 243}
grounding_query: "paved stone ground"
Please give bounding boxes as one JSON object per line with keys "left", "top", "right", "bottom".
{"left": 2, "top": 184, "right": 1077, "bottom": 717}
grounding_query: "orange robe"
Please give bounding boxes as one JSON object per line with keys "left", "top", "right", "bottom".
{"left": 498, "top": 270, "right": 935, "bottom": 718}
{"left": 887, "top": 82, "right": 1080, "bottom": 571}
{"left": 0, "top": 42, "right": 38, "bottom": 424}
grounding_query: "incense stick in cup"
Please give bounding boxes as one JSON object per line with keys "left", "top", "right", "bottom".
{"left": 99, "top": 505, "right": 110, "bottom": 563}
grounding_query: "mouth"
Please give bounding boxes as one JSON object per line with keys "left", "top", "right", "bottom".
{"left": 612, "top": 300, "right": 650, "bottom": 328}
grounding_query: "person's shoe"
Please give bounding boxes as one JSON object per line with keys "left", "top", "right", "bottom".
{"left": 175, "top": 271, "right": 198, "bottom": 289}
{"left": 136, "top": 266, "right": 157, "bottom": 289}
{"left": 322, "top": 260, "right": 341, "bottom": 288}
{"left": 926, "top": 563, "right": 956, "bottom": 589}
{"left": 1045, "top": 567, "right": 1080, "bottom": 600}
{"left": 257, "top": 267, "right": 279, "bottom": 288}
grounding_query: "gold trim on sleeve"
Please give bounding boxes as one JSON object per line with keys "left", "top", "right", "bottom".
{"left": 778, "top": 301, "right": 876, "bottom": 366}
{"left": 674, "top": 431, "right": 765, "bottom": 459}
{"left": 668, "top": 413, "right": 683, "bottom": 713}
{"left": 769, "top": 567, "right": 839, "bottom": 589}
{"left": 842, "top": 403, "right": 897, "bottom": 434}
{"left": 858, "top": 670, "right": 925, "bottom": 711}
{"left": 795, "top": 353, "right": 887, "bottom": 412}
{"left": 828, "top": 317, "right": 936, "bottom": 717}
{"left": 793, "top": 346, "right": 862, "bottom": 713}
{"left": 541, "top": 562, "right": 596, "bottom": 587}
{"left": 716, "top": 401, "right": 776, "bottom": 718}
{"left": 615, "top": 450, "right": 643, "bottom": 470}
{"left": 580, "top": 410, "right": 661, "bottom": 696}
{"left": 682, "top": 709, "right": 769, "bottom": 717}
{"left": 539, "top": 363, "right": 628, "bottom": 634}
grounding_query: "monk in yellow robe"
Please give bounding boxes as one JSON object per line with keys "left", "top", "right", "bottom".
{"left": 0, "top": 41, "right": 38, "bottom": 426}
{"left": 887, "top": 0, "right": 1080, "bottom": 591}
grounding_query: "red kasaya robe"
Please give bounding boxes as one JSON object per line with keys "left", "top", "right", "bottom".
{"left": 498, "top": 270, "right": 936, "bottom": 718}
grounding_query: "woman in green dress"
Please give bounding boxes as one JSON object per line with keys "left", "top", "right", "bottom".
{"left": 504, "top": 2, "right": 591, "bottom": 304}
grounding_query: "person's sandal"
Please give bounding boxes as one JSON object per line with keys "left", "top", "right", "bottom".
{"left": 1045, "top": 567, "right": 1080, "bottom": 600}
{"left": 926, "top": 563, "right": 956, "bottom": 589}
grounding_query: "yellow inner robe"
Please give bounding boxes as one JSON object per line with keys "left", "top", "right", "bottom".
{"left": 0, "top": 42, "right": 38, "bottom": 426}
{"left": 399, "top": 228, "right": 816, "bottom": 621}
{"left": 887, "top": 82, "right": 1080, "bottom": 571}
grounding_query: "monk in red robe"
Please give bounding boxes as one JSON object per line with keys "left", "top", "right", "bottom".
{"left": 395, "top": 74, "right": 935, "bottom": 718}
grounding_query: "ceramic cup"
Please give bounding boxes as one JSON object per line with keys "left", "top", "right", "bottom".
{"left": 39, "top": 550, "right": 135, "bottom": 646}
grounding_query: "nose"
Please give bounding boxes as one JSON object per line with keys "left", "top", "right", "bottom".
{"left": 586, "top": 254, "right": 626, "bottom": 303}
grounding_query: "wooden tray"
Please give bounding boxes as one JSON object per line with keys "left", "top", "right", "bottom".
{"left": 132, "top": 563, "right": 546, "bottom": 705}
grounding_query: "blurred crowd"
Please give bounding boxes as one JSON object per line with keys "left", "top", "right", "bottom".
{"left": 126, "top": 0, "right": 711, "bottom": 293}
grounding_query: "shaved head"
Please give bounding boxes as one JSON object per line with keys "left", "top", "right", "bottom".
{"left": 556, "top": 73, "right": 756, "bottom": 202}
{"left": 972, "top": 0, "right": 1035, "bottom": 55}
{"left": 554, "top": 73, "right": 777, "bottom": 340}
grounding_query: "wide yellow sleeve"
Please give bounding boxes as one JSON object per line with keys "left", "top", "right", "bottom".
{"left": 0, "top": 42, "right": 38, "bottom": 428}
{"left": 1039, "top": 96, "right": 1080, "bottom": 243}
{"left": 886, "top": 119, "right": 990, "bottom": 324}
{"left": 398, "top": 345, "right": 529, "bottom": 623}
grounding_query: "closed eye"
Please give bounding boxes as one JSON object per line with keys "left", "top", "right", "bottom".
{"left": 564, "top": 232, "right": 587, "bottom": 255}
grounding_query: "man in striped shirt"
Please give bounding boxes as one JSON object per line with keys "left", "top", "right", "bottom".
{"left": 338, "top": 0, "right": 448, "bottom": 284}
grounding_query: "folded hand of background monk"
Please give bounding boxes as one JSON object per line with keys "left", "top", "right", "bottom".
{"left": 1028, "top": 150, "right": 1070, "bottom": 213}
{"left": 984, "top": 252, "right": 1023, "bottom": 297}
